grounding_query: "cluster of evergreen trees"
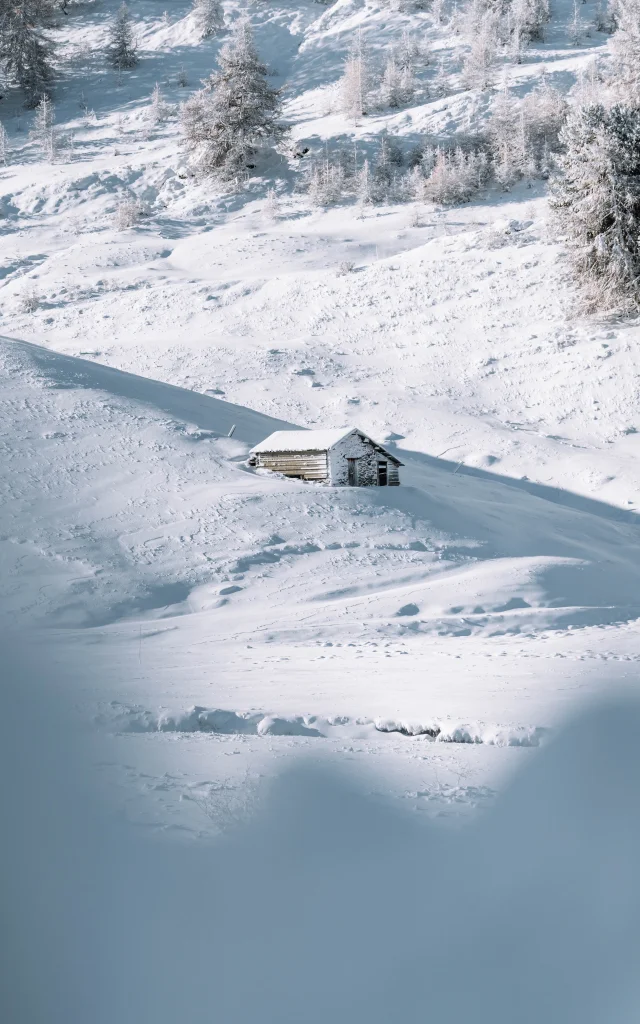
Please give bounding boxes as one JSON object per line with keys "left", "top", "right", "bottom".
{"left": 0, "top": 0, "right": 55, "bottom": 107}
{"left": 0, "top": 0, "right": 226, "bottom": 109}
{"left": 550, "top": 0, "right": 640, "bottom": 311}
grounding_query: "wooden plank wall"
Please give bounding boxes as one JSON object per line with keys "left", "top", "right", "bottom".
{"left": 256, "top": 452, "right": 328, "bottom": 480}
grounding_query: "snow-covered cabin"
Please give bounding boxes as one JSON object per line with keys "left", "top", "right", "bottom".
{"left": 248, "top": 428, "right": 402, "bottom": 486}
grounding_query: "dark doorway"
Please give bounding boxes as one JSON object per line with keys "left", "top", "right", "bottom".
{"left": 347, "top": 459, "right": 358, "bottom": 486}
{"left": 377, "top": 462, "right": 388, "bottom": 486}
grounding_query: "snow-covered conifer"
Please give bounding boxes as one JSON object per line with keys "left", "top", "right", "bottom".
{"left": 340, "top": 31, "right": 371, "bottom": 122}
{"left": 182, "top": 19, "right": 285, "bottom": 181}
{"left": 550, "top": 103, "right": 640, "bottom": 311}
{"left": 192, "top": 0, "right": 224, "bottom": 40}
{"left": 29, "top": 91, "right": 55, "bottom": 160}
{"left": 611, "top": 0, "right": 640, "bottom": 101}
{"left": 0, "top": 0, "right": 55, "bottom": 107}
{"left": 108, "top": 2, "right": 138, "bottom": 71}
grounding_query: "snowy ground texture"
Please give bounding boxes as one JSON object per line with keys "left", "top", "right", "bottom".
{"left": 2, "top": 0, "right": 640, "bottom": 833}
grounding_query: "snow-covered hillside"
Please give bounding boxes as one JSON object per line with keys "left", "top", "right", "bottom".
{"left": 2, "top": 0, "right": 640, "bottom": 831}
{"left": 1, "top": 0, "right": 639, "bottom": 507}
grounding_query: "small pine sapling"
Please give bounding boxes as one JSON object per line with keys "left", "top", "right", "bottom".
{"left": 108, "top": 2, "right": 138, "bottom": 71}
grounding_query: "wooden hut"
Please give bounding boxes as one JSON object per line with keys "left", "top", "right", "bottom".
{"left": 248, "top": 428, "right": 402, "bottom": 486}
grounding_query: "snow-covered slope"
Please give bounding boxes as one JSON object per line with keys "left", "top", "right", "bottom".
{"left": 3, "top": 334, "right": 639, "bottom": 831}
{"left": 2, "top": 0, "right": 640, "bottom": 830}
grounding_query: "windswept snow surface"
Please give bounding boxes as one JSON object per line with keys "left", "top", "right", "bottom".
{"left": 2, "top": 0, "right": 640, "bottom": 830}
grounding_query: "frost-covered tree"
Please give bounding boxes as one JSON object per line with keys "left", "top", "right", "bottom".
{"left": 511, "top": 0, "right": 550, "bottom": 42}
{"left": 550, "top": 103, "right": 640, "bottom": 311}
{"left": 461, "top": 13, "right": 497, "bottom": 90}
{"left": 340, "top": 31, "right": 371, "bottom": 121}
{"left": 489, "top": 71, "right": 567, "bottom": 184}
{"left": 422, "top": 146, "right": 489, "bottom": 203}
{"left": 29, "top": 91, "right": 55, "bottom": 159}
{"left": 182, "top": 19, "right": 285, "bottom": 181}
{"left": 193, "top": 0, "right": 224, "bottom": 39}
{"left": 379, "top": 53, "right": 415, "bottom": 108}
{"left": 0, "top": 0, "right": 55, "bottom": 107}
{"left": 432, "top": 55, "right": 449, "bottom": 96}
{"left": 356, "top": 158, "right": 375, "bottom": 207}
{"left": 488, "top": 78, "right": 525, "bottom": 185}
{"left": 263, "top": 187, "right": 280, "bottom": 219}
{"left": 108, "top": 2, "right": 138, "bottom": 71}
{"left": 0, "top": 121, "right": 8, "bottom": 164}
{"left": 308, "top": 151, "right": 346, "bottom": 205}
{"left": 523, "top": 72, "right": 568, "bottom": 170}
{"left": 568, "top": 0, "right": 587, "bottom": 44}
{"left": 611, "top": 0, "right": 640, "bottom": 101}
{"left": 148, "top": 82, "right": 169, "bottom": 125}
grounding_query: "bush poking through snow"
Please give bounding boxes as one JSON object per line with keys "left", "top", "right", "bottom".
{"left": 18, "top": 281, "right": 40, "bottom": 313}
{"left": 114, "top": 194, "right": 143, "bottom": 230}
{"left": 263, "top": 188, "right": 280, "bottom": 219}
{"left": 108, "top": 2, "right": 138, "bottom": 71}
{"left": 147, "top": 83, "right": 169, "bottom": 126}
{"left": 337, "top": 260, "right": 356, "bottom": 276}
{"left": 550, "top": 103, "right": 640, "bottom": 312}
{"left": 182, "top": 19, "right": 285, "bottom": 182}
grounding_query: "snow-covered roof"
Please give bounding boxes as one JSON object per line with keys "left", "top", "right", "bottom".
{"left": 250, "top": 428, "right": 403, "bottom": 464}
{"left": 250, "top": 428, "right": 356, "bottom": 454}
